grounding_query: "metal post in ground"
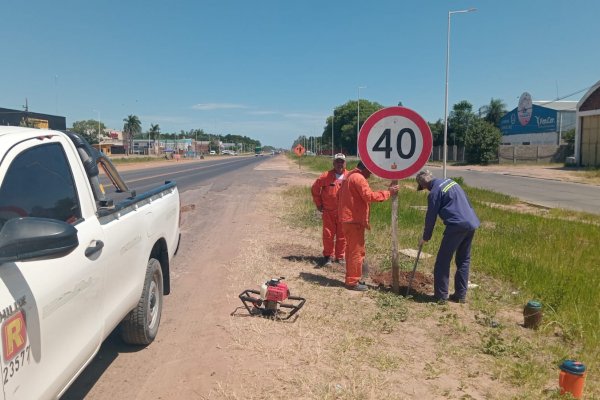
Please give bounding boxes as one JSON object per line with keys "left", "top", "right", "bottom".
{"left": 391, "top": 180, "right": 400, "bottom": 294}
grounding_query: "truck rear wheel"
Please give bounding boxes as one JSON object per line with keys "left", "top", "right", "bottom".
{"left": 120, "top": 258, "right": 163, "bottom": 345}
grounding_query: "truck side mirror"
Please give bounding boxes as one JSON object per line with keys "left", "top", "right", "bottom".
{"left": 0, "top": 218, "right": 79, "bottom": 264}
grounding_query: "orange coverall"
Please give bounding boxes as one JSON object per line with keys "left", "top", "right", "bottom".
{"left": 311, "top": 168, "right": 348, "bottom": 259}
{"left": 338, "top": 169, "right": 390, "bottom": 286}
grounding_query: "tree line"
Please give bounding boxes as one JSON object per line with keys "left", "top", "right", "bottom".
{"left": 294, "top": 98, "right": 508, "bottom": 165}
{"left": 69, "top": 115, "right": 261, "bottom": 154}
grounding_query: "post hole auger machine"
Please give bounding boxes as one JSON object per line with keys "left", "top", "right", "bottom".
{"left": 238, "top": 277, "right": 306, "bottom": 320}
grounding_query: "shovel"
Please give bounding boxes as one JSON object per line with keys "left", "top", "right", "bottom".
{"left": 405, "top": 243, "right": 423, "bottom": 297}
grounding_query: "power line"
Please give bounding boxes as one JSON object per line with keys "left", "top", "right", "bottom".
{"left": 536, "top": 85, "right": 592, "bottom": 107}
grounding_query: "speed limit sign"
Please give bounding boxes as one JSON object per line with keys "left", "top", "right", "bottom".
{"left": 358, "top": 106, "right": 432, "bottom": 180}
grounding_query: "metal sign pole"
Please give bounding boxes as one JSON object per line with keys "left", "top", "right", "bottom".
{"left": 391, "top": 179, "right": 399, "bottom": 293}
{"left": 357, "top": 106, "right": 432, "bottom": 295}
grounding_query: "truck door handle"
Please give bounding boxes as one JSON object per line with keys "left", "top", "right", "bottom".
{"left": 85, "top": 240, "right": 104, "bottom": 257}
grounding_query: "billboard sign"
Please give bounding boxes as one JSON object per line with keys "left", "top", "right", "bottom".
{"left": 517, "top": 92, "right": 533, "bottom": 126}
{"left": 500, "top": 104, "right": 557, "bottom": 135}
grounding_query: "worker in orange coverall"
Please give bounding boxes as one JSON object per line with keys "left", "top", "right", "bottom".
{"left": 338, "top": 161, "right": 399, "bottom": 291}
{"left": 311, "top": 153, "right": 349, "bottom": 267}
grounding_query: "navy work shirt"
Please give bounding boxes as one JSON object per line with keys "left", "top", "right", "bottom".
{"left": 422, "top": 178, "right": 480, "bottom": 241}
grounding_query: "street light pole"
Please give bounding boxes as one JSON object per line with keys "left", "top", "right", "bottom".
{"left": 443, "top": 8, "right": 476, "bottom": 179}
{"left": 331, "top": 109, "right": 335, "bottom": 158}
{"left": 93, "top": 109, "right": 100, "bottom": 144}
{"left": 357, "top": 86, "right": 366, "bottom": 157}
{"left": 54, "top": 75, "right": 59, "bottom": 114}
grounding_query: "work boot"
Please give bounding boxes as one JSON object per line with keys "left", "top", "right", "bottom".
{"left": 449, "top": 294, "right": 466, "bottom": 304}
{"left": 323, "top": 256, "right": 334, "bottom": 267}
{"left": 346, "top": 282, "right": 368, "bottom": 292}
{"left": 430, "top": 296, "right": 448, "bottom": 305}
{"left": 336, "top": 258, "right": 346, "bottom": 267}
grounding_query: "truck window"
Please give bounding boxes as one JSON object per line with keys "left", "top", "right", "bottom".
{"left": 0, "top": 143, "right": 82, "bottom": 228}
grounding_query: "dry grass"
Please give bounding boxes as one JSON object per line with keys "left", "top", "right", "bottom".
{"left": 192, "top": 183, "right": 597, "bottom": 399}
{"left": 184, "top": 153, "right": 599, "bottom": 398}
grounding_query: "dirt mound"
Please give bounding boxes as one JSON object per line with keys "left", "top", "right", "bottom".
{"left": 370, "top": 269, "right": 433, "bottom": 295}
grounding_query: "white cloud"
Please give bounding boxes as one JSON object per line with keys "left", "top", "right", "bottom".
{"left": 283, "top": 112, "right": 326, "bottom": 120}
{"left": 245, "top": 110, "right": 279, "bottom": 116}
{"left": 141, "top": 115, "right": 192, "bottom": 124}
{"left": 192, "top": 103, "right": 248, "bottom": 111}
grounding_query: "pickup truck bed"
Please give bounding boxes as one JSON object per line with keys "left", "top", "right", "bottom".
{"left": 0, "top": 127, "right": 180, "bottom": 400}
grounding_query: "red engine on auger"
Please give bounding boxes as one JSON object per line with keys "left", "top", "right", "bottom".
{"left": 238, "top": 277, "right": 306, "bottom": 320}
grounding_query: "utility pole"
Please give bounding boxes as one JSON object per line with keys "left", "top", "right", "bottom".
{"left": 93, "top": 109, "right": 101, "bottom": 144}
{"left": 54, "top": 75, "right": 59, "bottom": 114}
{"left": 331, "top": 110, "right": 334, "bottom": 158}
{"left": 357, "top": 86, "right": 366, "bottom": 157}
{"left": 22, "top": 98, "right": 30, "bottom": 127}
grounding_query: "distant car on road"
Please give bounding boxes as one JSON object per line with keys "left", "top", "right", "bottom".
{"left": 210, "top": 150, "right": 216, "bottom": 155}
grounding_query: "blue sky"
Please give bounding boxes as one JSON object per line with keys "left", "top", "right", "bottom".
{"left": 2, "top": 0, "right": 598, "bottom": 148}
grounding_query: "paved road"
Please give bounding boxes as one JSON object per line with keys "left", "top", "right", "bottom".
{"left": 98, "top": 155, "right": 270, "bottom": 204}
{"left": 114, "top": 155, "right": 268, "bottom": 193}
{"left": 63, "top": 154, "right": 291, "bottom": 399}
{"left": 425, "top": 166, "right": 599, "bottom": 214}
{"left": 105, "top": 157, "right": 598, "bottom": 214}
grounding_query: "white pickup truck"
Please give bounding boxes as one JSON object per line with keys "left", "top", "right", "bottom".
{"left": 0, "top": 127, "right": 181, "bottom": 399}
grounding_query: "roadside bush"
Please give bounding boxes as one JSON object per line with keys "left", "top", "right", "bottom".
{"left": 464, "top": 119, "right": 501, "bottom": 164}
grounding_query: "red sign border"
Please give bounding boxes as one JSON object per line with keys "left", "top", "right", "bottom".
{"left": 358, "top": 106, "right": 432, "bottom": 180}
{"left": 294, "top": 144, "right": 305, "bottom": 156}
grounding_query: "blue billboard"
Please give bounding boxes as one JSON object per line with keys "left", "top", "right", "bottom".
{"left": 500, "top": 105, "right": 557, "bottom": 135}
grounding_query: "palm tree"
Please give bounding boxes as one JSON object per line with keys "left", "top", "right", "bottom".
{"left": 482, "top": 98, "right": 507, "bottom": 128}
{"left": 147, "top": 124, "right": 161, "bottom": 156}
{"left": 123, "top": 115, "right": 141, "bottom": 155}
{"left": 149, "top": 124, "right": 160, "bottom": 141}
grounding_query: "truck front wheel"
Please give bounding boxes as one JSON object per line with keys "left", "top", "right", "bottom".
{"left": 120, "top": 258, "right": 163, "bottom": 345}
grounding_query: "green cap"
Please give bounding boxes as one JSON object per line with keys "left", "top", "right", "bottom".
{"left": 526, "top": 300, "right": 542, "bottom": 309}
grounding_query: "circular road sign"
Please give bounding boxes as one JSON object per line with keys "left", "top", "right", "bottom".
{"left": 294, "top": 144, "right": 305, "bottom": 156}
{"left": 358, "top": 106, "right": 432, "bottom": 180}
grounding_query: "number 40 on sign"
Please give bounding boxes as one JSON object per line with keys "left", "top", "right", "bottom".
{"left": 358, "top": 107, "right": 432, "bottom": 180}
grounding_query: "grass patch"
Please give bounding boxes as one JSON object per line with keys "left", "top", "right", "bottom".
{"left": 579, "top": 166, "right": 600, "bottom": 179}
{"left": 370, "top": 291, "right": 409, "bottom": 333}
{"left": 289, "top": 153, "right": 360, "bottom": 173}
{"left": 287, "top": 154, "right": 600, "bottom": 378}
{"left": 480, "top": 330, "right": 531, "bottom": 358}
{"left": 369, "top": 353, "right": 401, "bottom": 371}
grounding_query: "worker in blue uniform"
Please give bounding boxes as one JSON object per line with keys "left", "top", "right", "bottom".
{"left": 416, "top": 170, "right": 480, "bottom": 304}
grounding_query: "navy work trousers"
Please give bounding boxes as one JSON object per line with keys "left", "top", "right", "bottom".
{"left": 433, "top": 229, "right": 476, "bottom": 300}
